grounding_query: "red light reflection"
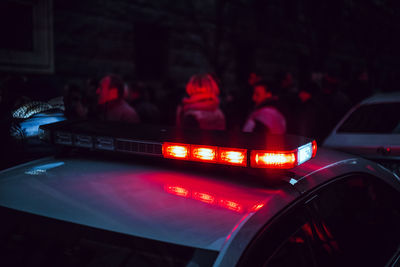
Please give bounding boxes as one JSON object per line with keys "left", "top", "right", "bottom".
{"left": 164, "top": 184, "right": 266, "bottom": 213}
{"left": 250, "top": 203, "right": 265, "bottom": 212}
{"left": 165, "top": 185, "right": 190, "bottom": 197}
{"left": 193, "top": 192, "right": 215, "bottom": 204}
{"left": 219, "top": 199, "right": 242, "bottom": 212}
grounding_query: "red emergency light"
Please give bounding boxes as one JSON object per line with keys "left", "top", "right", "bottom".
{"left": 40, "top": 121, "right": 317, "bottom": 170}
{"left": 163, "top": 143, "right": 190, "bottom": 160}
{"left": 163, "top": 143, "right": 249, "bottom": 167}
{"left": 162, "top": 141, "right": 316, "bottom": 169}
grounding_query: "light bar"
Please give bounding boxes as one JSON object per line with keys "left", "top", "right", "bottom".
{"left": 191, "top": 145, "right": 217, "bottom": 162}
{"left": 163, "top": 143, "right": 190, "bottom": 159}
{"left": 251, "top": 151, "right": 296, "bottom": 169}
{"left": 250, "top": 142, "right": 316, "bottom": 169}
{"left": 162, "top": 141, "right": 316, "bottom": 169}
{"left": 218, "top": 148, "right": 247, "bottom": 166}
{"left": 40, "top": 121, "right": 317, "bottom": 170}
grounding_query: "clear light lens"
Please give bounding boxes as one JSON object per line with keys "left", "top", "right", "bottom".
{"left": 297, "top": 143, "right": 313, "bottom": 165}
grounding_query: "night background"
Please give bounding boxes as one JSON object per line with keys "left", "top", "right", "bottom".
{"left": 0, "top": 0, "right": 400, "bottom": 167}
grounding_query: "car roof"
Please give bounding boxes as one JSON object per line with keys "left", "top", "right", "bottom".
{"left": 0, "top": 148, "right": 398, "bottom": 261}
{"left": 0, "top": 155, "right": 297, "bottom": 252}
{"left": 360, "top": 92, "right": 400, "bottom": 105}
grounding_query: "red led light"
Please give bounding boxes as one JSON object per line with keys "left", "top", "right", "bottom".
{"left": 191, "top": 145, "right": 217, "bottom": 162}
{"left": 312, "top": 140, "right": 317, "bottom": 158}
{"left": 165, "top": 185, "right": 190, "bottom": 197}
{"left": 193, "top": 192, "right": 215, "bottom": 204}
{"left": 251, "top": 151, "right": 296, "bottom": 169}
{"left": 219, "top": 199, "right": 242, "bottom": 212}
{"left": 163, "top": 143, "right": 189, "bottom": 159}
{"left": 218, "top": 148, "right": 247, "bottom": 166}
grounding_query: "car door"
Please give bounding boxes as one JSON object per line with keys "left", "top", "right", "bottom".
{"left": 238, "top": 174, "right": 400, "bottom": 266}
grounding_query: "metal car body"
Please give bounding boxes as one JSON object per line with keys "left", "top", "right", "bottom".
{"left": 1, "top": 138, "right": 400, "bottom": 266}
{"left": 323, "top": 92, "right": 400, "bottom": 174}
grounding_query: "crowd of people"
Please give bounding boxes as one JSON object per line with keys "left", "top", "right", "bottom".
{"left": 59, "top": 71, "right": 364, "bottom": 144}
{"left": 0, "top": 69, "right": 374, "bottom": 154}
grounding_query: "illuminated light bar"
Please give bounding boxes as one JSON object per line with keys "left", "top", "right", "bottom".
{"left": 251, "top": 142, "right": 316, "bottom": 169}
{"left": 165, "top": 185, "right": 190, "bottom": 197}
{"left": 41, "top": 121, "right": 318, "bottom": 170}
{"left": 191, "top": 145, "right": 217, "bottom": 162}
{"left": 312, "top": 140, "right": 318, "bottom": 158}
{"left": 252, "top": 151, "right": 296, "bottom": 169}
{"left": 218, "top": 148, "right": 247, "bottom": 166}
{"left": 193, "top": 192, "right": 215, "bottom": 204}
{"left": 297, "top": 142, "right": 313, "bottom": 165}
{"left": 163, "top": 143, "right": 190, "bottom": 159}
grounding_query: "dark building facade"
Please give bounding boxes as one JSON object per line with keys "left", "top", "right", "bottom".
{"left": 1, "top": 0, "right": 400, "bottom": 98}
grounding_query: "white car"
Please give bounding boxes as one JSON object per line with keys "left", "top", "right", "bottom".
{"left": 324, "top": 92, "right": 400, "bottom": 174}
{"left": 1, "top": 121, "right": 400, "bottom": 266}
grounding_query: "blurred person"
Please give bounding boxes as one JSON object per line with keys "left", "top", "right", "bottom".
{"left": 85, "top": 77, "right": 100, "bottom": 119}
{"left": 273, "top": 71, "right": 299, "bottom": 134}
{"left": 243, "top": 81, "right": 286, "bottom": 134}
{"left": 159, "top": 79, "right": 185, "bottom": 126}
{"left": 63, "top": 83, "right": 88, "bottom": 120}
{"left": 248, "top": 72, "right": 262, "bottom": 87}
{"left": 125, "top": 81, "right": 160, "bottom": 123}
{"left": 348, "top": 70, "right": 373, "bottom": 104}
{"left": 176, "top": 73, "right": 225, "bottom": 130}
{"left": 226, "top": 72, "right": 263, "bottom": 131}
{"left": 96, "top": 74, "right": 140, "bottom": 123}
{"left": 294, "top": 80, "right": 322, "bottom": 139}
{"left": 316, "top": 74, "right": 352, "bottom": 141}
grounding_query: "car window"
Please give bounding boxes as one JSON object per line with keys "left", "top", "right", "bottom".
{"left": 239, "top": 174, "right": 400, "bottom": 267}
{"left": 237, "top": 200, "right": 315, "bottom": 267}
{"left": 307, "top": 175, "right": 400, "bottom": 266}
{"left": 337, "top": 103, "right": 400, "bottom": 134}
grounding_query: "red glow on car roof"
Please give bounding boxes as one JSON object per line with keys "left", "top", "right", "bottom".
{"left": 250, "top": 203, "right": 265, "bottom": 212}
{"left": 164, "top": 183, "right": 267, "bottom": 213}
{"left": 165, "top": 185, "right": 190, "bottom": 197}
{"left": 193, "top": 191, "right": 216, "bottom": 204}
{"left": 219, "top": 199, "right": 243, "bottom": 212}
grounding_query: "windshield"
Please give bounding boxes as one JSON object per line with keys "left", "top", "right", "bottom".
{"left": 337, "top": 103, "right": 400, "bottom": 134}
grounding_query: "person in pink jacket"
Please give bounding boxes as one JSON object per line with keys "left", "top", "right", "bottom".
{"left": 243, "top": 81, "right": 286, "bottom": 134}
{"left": 176, "top": 73, "right": 226, "bottom": 130}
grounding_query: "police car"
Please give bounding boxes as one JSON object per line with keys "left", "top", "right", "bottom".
{"left": 1, "top": 120, "right": 400, "bottom": 267}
